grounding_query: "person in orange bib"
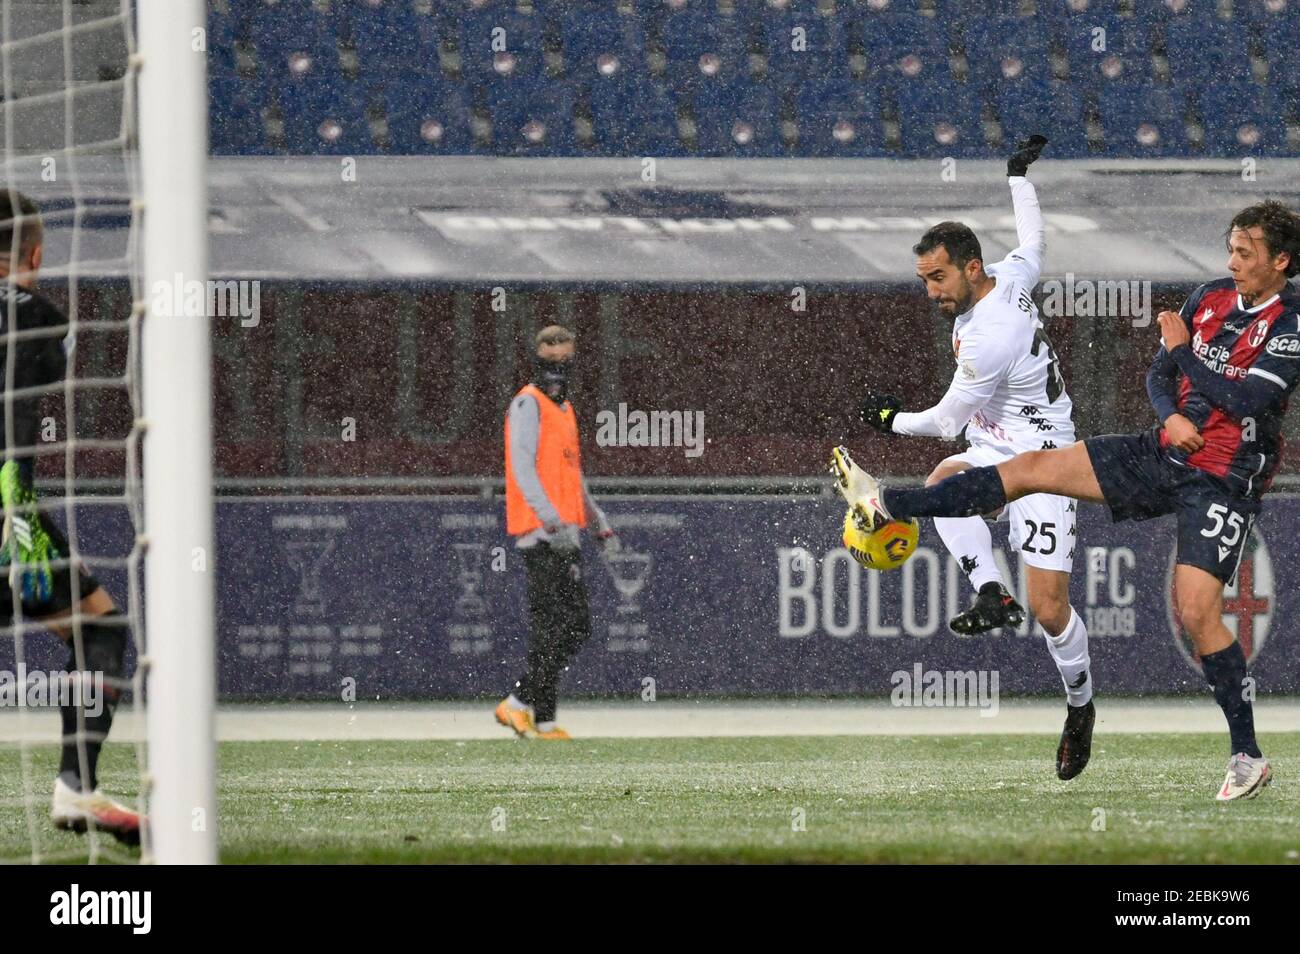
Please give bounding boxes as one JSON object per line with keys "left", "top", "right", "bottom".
{"left": 496, "top": 325, "right": 617, "bottom": 740}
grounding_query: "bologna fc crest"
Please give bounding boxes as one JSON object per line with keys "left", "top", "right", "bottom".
{"left": 1166, "top": 526, "right": 1272, "bottom": 674}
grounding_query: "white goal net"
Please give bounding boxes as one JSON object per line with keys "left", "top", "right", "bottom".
{"left": 0, "top": 0, "right": 214, "bottom": 864}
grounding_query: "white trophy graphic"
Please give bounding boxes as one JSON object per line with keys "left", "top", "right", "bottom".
{"left": 453, "top": 542, "right": 487, "bottom": 618}
{"left": 604, "top": 547, "right": 653, "bottom": 615}
{"left": 286, "top": 538, "right": 336, "bottom": 616}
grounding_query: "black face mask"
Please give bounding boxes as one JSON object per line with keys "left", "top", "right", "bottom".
{"left": 533, "top": 356, "right": 571, "bottom": 403}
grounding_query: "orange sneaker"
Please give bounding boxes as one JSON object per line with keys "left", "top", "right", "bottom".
{"left": 494, "top": 698, "right": 535, "bottom": 738}
{"left": 533, "top": 725, "right": 572, "bottom": 741}
{"left": 51, "top": 777, "right": 142, "bottom": 846}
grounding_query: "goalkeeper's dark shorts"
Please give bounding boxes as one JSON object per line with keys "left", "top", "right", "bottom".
{"left": 1084, "top": 428, "right": 1259, "bottom": 586}
{"left": 0, "top": 519, "right": 101, "bottom": 623}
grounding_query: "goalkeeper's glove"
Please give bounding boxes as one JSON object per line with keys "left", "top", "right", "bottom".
{"left": 0, "top": 460, "right": 58, "bottom": 603}
{"left": 1006, "top": 133, "right": 1048, "bottom": 177}
{"left": 860, "top": 392, "right": 902, "bottom": 434}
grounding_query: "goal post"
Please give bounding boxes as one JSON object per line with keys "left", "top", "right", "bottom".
{"left": 138, "top": 0, "right": 216, "bottom": 864}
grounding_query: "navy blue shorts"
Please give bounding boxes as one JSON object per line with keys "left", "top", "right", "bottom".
{"left": 1083, "top": 429, "right": 1259, "bottom": 585}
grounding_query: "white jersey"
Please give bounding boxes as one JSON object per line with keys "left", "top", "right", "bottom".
{"left": 893, "top": 177, "right": 1076, "bottom": 455}
{"left": 952, "top": 258, "right": 1075, "bottom": 454}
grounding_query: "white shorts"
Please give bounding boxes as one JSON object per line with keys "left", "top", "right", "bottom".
{"left": 943, "top": 442, "right": 1077, "bottom": 573}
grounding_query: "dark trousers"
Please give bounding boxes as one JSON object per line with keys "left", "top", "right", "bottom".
{"left": 514, "top": 543, "right": 592, "bottom": 723}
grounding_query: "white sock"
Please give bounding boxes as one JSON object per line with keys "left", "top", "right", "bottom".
{"left": 506, "top": 693, "right": 530, "bottom": 712}
{"left": 536, "top": 720, "right": 556, "bottom": 732}
{"left": 1043, "top": 607, "right": 1093, "bottom": 707}
{"left": 934, "top": 516, "right": 1003, "bottom": 592}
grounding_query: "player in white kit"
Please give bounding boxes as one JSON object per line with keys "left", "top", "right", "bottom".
{"left": 854, "top": 136, "right": 1096, "bottom": 780}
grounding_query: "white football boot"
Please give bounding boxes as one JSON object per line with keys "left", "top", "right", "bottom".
{"left": 829, "top": 445, "right": 892, "bottom": 530}
{"left": 51, "top": 777, "right": 142, "bottom": 846}
{"left": 1215, "top": 753, "right": 1272, "bottom": 802}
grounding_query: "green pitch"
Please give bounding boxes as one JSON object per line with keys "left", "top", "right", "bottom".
{"left": 3, "top": 734, "right": 1298, "bottom": 863}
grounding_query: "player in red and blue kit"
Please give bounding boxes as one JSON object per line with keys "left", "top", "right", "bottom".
{"left": 832, "top": 200, "right": 1300, "bottom": 800}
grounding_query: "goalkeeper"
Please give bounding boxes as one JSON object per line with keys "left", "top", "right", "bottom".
{"left": 0, "top": 191, "right": 138, "bottom": 845}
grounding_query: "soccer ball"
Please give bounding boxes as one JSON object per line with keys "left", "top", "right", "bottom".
{"left": 842, "top": 507, "right": 919, "bottom": 571}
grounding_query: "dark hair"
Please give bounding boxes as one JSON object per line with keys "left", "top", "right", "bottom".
{"left": 913, "top": 221, "right": 982, "bottom": 268}
{"left": 0, "top": 189, "right": 42, "bottom": 263}
{"left": 1227, "top": 200, "right": 1300, "bottom": 278}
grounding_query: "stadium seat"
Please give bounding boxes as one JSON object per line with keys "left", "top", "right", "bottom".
{"left": 856, "top": 14, "right": 948, "bottom": 96}
{"left": 1257, "top": 7, "right": 1300, "bottom": 96}
{"left": 857, "top": 11, "right": 946, "bottom": 65}
{"left": 250, "top": 1, "right": 339, "bottom": 84}
{"left": 894, "top": 79, "right": 984, "bottom": 157}
{"left": 588, "top": 77, "right": 683, "bottom": 156}
{"left": 1098, "top": 81, "right": 1189, "bottom": 156}
{"left": 207, "top": 6, "right": 240, "bottom": 74}
{"left": 278, "top": 77, "right": 374, "bottom": 155}
{"left": 966, "top": 37, "right": 1054, "bottom": 100}
{"left": 1033, "top": 0, "right": 1125, "bottom": 27}
{"left": 930, "top": 0, "right": 1022, "bottom": 20}
{"left": 208, "top": 0, "right": 1300, "bottom": 159}
{"left": 383, "top": 80, "right": 474, "bottom": 154}
{"left": 209, "top": 76, "right": 270, "bottom": 155}
{"left": 486, "top": 86, "right": 577, "bottom": 156}
{"left": 961, "top": 15, "right": 1049, "bottom": 70}
{"left": 1057, "top": 14, "right": 1152, "bottom": 87}
{"left": 559, "top": 3, "right": 647, "bottom": 82}
{"left": 459, "top": 6, "right": 545, "bottom": 85}
{"left": 692, "top": 81, "right": 782, "bottom": 157}
{"left": 794, "top": 79, "right": 883, "bottom": 157}
{"left": 1135, "top": 0, "right": 1220, "bottom": 27}
{"left": 997, "top": 79, "right": 1089, "bottom": 157}
{"left": 1163, "top": 17, "right": 1250, "bottom": 90}
{"left": 1196, "top": 83, "right": 1287, "bottom": 156}
{"left": 342, "top": 0, "right": 425, "bottom": 74}
{"left": 757, "top": 4, "right": 850, "bottom": 90}
{"left": 658, "top": 7, "right": 747, "bottom": 88}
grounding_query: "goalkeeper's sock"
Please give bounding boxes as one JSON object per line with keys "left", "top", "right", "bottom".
{"left": 934, "top": 516, "right": 1003, "bottom": 591}
{"left": 57, "top": 622, "right": 126, "bottom": 792}
{"left": 1043, "top": 608, "right": 1093, "bottom": 708}
{"left": 58, "top": 688, "right": 116, "bottom": 793}
{"left": 1200, "top": 642, "right": 1262, "bottom": 758}
{"left": 884, "top": 466, "right": 1007, "bottom": 519}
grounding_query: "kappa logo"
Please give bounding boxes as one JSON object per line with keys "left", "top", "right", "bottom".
{"left": 1167, "top": 527, "right": 1272, "bottom": 673}
{"left": 1265, "top": 333, "right": 1300, "bottom": 358}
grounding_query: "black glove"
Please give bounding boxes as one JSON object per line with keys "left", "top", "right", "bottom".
{"left": 1006, "top": 134, "right": 1048, "bottom": 177}
{"left": 860, "top": 392, "right": 902, "bottom": 433}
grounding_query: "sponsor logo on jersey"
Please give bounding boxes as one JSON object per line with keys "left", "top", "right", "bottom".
{"left": 1191, "top": 331, "right": 1246, "bottom": 377}
{"left": 1265, "top": 333, "right": 1300, "bottom": 358}
{"left": 1167, "top": 528, "right": 1272, "bottom": 673}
